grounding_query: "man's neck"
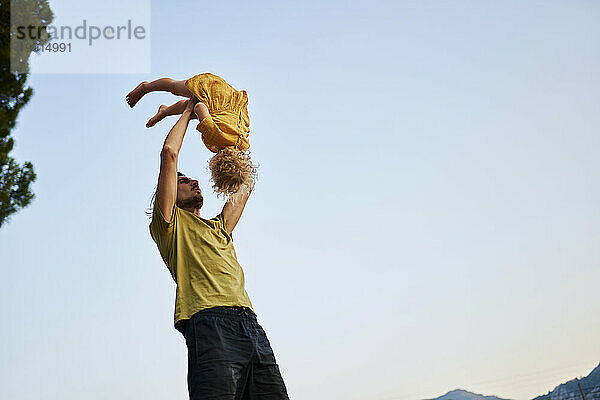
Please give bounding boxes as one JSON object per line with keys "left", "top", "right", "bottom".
{"left": 181, "top": 206, "right": 201, "bottom": 217}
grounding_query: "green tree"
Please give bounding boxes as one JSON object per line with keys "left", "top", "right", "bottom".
{"left": 0, "top": 0, "right": 53, "bottom": 228}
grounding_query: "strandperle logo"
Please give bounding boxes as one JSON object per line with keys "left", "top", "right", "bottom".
{"left": 10, "top": 0, "right": 151, "bottom": 74}
{"left": 14, "top": 19, "right": 147, "bottom": 46}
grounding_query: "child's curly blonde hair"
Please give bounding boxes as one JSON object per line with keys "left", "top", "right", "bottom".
{"left": 208, "top": 148, "right": 258, "bottom": 199}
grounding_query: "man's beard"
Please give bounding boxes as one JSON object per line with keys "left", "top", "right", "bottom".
{"left": 178, "top": 193, "right": 203, "bottom": 210}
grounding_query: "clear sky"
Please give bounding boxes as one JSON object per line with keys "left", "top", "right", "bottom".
{"left": 1, "top": 1, "right": 599, "bottom": 399}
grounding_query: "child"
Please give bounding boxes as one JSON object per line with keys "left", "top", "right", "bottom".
{"left": 127, "top": 73, "right": 256, "bottom": 198}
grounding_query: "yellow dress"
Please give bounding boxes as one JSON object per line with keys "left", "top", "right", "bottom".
{"left": 185, "top": 73, "right": 250, "bottom": 152}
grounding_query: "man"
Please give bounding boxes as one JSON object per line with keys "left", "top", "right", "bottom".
{"left": 149, "top": 99, "right": 289, "bottom": 399}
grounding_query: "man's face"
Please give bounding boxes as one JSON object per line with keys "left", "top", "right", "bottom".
{"left": 176, "top": 174, "right": 203, "bottom": 209}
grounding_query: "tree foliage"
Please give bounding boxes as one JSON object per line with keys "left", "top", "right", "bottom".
{"left": 0, "top": 0, "right": 53, "bottom": 228}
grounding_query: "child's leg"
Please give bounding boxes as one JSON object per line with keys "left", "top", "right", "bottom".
{"left": 194, "top": 102, "right": 210, "bottom": 121}
{"left": 193, "top": 102, "right": 218, "bottom": 152}
{"left": 126, "top": 78, "right": 194, "bottom": 107}
{"left": 146, "top": 99, "right": 197, "bottom": 128}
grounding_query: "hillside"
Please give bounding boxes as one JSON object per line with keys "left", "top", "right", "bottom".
{"left": 533, "top": 363, "right": 600, "bottom": 400}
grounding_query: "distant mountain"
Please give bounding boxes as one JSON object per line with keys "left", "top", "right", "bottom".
{"left": 424, "top": 389, "right": 512, "bottom": 400}
{"left": 423, "top": 363, "right": 600, "bottom": 400}
{"left": 533, "top": 363, "right": 600, "bottom": 400}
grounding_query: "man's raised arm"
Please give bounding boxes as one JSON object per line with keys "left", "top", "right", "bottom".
{"left": 221, "top": 188, "right": 252, "bottom": 234}
{"left": 155, "top": 100, "right": 195, "bottom": 223}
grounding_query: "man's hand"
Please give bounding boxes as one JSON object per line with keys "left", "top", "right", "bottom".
{"left": 183, "top": 99, "right": 196, "bottom": 113}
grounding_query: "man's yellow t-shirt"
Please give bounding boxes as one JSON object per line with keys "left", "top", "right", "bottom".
{"left": 149, "top": 199, "right": 253, "bottom": 334}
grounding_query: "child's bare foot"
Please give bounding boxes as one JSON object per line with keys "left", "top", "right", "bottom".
{"left": 146, "top": 105, "right": 168, "bottom": 127}
{"left": 126, "top": 81, "right": 148, "bottom": 108}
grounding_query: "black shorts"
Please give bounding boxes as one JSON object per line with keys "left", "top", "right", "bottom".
{"left": 183, "top": 306, "right": 289, "bottom": 400}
